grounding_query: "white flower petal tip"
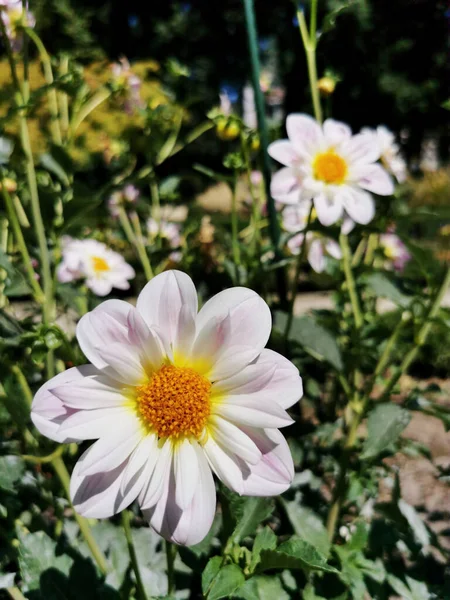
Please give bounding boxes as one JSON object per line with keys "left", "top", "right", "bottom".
{"left": 32, "top": 270, "right": 301, "bottom": 546}
{"left": 268, "top": 113, "right": 398, "bottom": 226}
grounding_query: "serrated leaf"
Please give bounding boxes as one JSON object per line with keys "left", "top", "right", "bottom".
{"left": 365, "top": 273, "right": 411, "bottom": 307}
{"left": 203, "top": 561, "right": 245, "bottom": 600}
{"left": 202, "top": 557, "right": 222, "bottom": 595}
{"left": 398, "top": 499, "right": 430, "bottom": 547}
{"left": 275, "top": 312, "right": 343, "bottom": 371}
{"left": 281, "top": 500, "right": 330, "bottom": 557}
{"left": 257, "top": 536, "right": 338, "bottom": 574}
{"left": 249, "top": 526, "right": 277, "bottom": 572}
{"left": 231, "top": 497, "right": 275, "bottom": 544}
{"left": 361, "top": 403, "right": 411, "bottom": 459}
{"left": 234, "top": 575, "right": 289, "bottom": 600}
{"left": 0, "top": 455, "right": 25, "bottom": 493}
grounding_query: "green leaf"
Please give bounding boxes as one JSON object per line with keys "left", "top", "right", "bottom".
{"left": 40, "top": 151, "right": 70, "bottom": 186}
{"left": 231, "top": 497, "right": 275, "bottom": 545}
{"left": 0, "top": 308, "right": 23, "bottom": 339}
{"left": 398, "top": 499, "right": 430, "bottom": 547}
{"left": 365, "top": 273, "right": 411, "bottom": 307}
{"left": 17, "top": 529, "right": 73, "bottom": 592}
{"left": 281, "top": 500, "right": 330, "bottom": 557}
{"left": 303, "top": 583, "right": 328, "bottom": 600}
{"left": 274, "top": 312, "right": 343, "bottom": 371}
{"left": 234, "top": 575, "right": 290, "bottom": 600}
{"left": 405, "top": 576, "right": 430, "bottom": 600}
{"left": 0, "top": 248, "right": 15, "bottom": 274}
{"left": 321, "top": 1, "right": 353, "bottom": 34}
{"left": 257, "top": 536, "right": 338, "bottom": 575}
{"left": 387, "top": 574, "right": 417, "bottom": 600}
{"left": 361, "top": 403, "right": 411, "bottom": 459}
{"left": 0, "top": 456, "right": 25, "bottom": 493}
{"left": 249, "top": 526, "right": 277, "bottom": 572}
{"left": 202, "top": 560, "right": 245, "bottom": 600}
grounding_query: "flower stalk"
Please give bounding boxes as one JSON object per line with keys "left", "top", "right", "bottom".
{"left": 165, "top": 540, "right": 177, "bottom": 596}
{"left": 122, "top": 511, "right": 148, "bottom": 600}
{"left": 297, "top": 0, "right": 323, "bottom": 123}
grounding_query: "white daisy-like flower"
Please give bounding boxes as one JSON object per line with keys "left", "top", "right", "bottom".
{"left": 147, "top": 218, "right": 182, "bottom": 249}
{"left": 56, "top": 237, "right": 135, "bottom": 296}
{"left": 362, "top": 126, "right": 407, "bottom": 183}
{"left": 268, "top": 114, "right": 394, "bottom": 227}
{"left": 31, "top": 271, "right": 302, "bottom": 545}
{"left": 282, "top": 203, "right": 341, "bottom": 273}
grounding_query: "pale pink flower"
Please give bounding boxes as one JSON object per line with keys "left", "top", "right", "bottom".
{"left": 147, "top": 218, "right": 181, "bottom": 249}
{"left": 379, "top": 231, "right": 411, "bottom": 272}
{"left": 56, "top": 237, "right": 135, "bottom": 296}
{"left": 31, "top": 271, "right": 302, "bottom": 545}
{"left": 269, "top": 114, "right": 394, "bottom": 227}
{"left": 1, "top": 1, "right": 34, "bottom": 51}
{"left": 108, "top": 184, "right": 140, "bottom": 217}
{"left": 362, "top": 126, "right": 407, "bottom": 183}
{"left": 110, "top": 57, "right": 144, "bottom": 114}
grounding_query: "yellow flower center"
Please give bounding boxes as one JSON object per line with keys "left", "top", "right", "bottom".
{"left": 313, "top": 150, "right": 348, "bottom": 184}
{"left": 92, "top": 256, "right": 110, "bottom": 273}
{"left": 136, "top": 365, "right": 211, "bottom": 439}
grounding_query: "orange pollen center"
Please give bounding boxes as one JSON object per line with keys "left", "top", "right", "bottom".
{"left": 313, "top": 151, "right": 348, "bottom": 184}
{"left": 92, "top": 256, "right": 110, "bottom": 273}
{"left": 136, "top": 365, "right": 211, "bottom": 439}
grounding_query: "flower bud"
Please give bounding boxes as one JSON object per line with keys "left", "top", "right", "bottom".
{"left": 317, "top": 76, "right": 336, "bottom": 97}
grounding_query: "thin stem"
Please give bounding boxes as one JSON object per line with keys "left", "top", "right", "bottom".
{"left": 0, "top": 217, "right": 8, "bottom": 307}
{"left": 240, "top": 133, "right": 260, "bottom": 253}
{"left": 169, "top": 121, "right": 214, "bottom": 158}
{"left": 165, "top": 540, "right": 176, "bottom": 596}
{"left": 129, "top": 211, "right": 154, "bottom": 280}
{"left": 122, "top": 511, "right": 148, "bottom": 600}
{"left": 340, "top": 233, "right": 363, "bottom": 330}
{"left": 11, "top": 364, "right": 33, "bottom": 407}
{"left": 149, "top": 170, "right": 161, "bottom": 245}
{"left": 364, "top": 233, "right": 378, "bottom": 266}
{"left": 230, "top": 172, "right": 241, "bottom": 268}
{"left": 351, "top": 237, "right": 367, "bottom": 268}
{"left": 7, "top": 587, "right": 27, "bottom": 600}
{"left": 68, "top": 87, "right": 111, "bottom": 139}
{"left": 58, "top": 55, "right": 70, "bottom": 139}
{"left": 24, "top": 27, "right": 62, "bottom": 145}
{"left": 379, "top": 268, "right": 450, "bottom": 401}
{"left": 1, "top": 182, "right": 45, "bottom": 302}
{"left": 297, "top": 8, "right": 323, "bottom": 123}
{"left": 52, "top": 455, "right": 109, "bottom": 575}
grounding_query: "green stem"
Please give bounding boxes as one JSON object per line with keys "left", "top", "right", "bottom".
{"left": 68, "top": 87, "right": 111, "bottom": 138}
{"left": 351, "top": 237, "right": 367, "bottom": 268}
{"left": 149, "top": 170, "right": 161, "bottom": 244}
{"left": 340, "top": 233, "right": 363, "bottom": 330}
{"left": 122, "top": 511, "right": 148, "bottom": 600}
{"left": 58, "top": 55, "right": 70, "bottom": 139}
{"left": 1, "top": 182, "right": 45, "bottom": 303}
{"left": 379, "top": 268, "right": 450, "bottom": 401}
{"left": 283, "top": 204, "right": 314, "bottom": 344}
{"left": 364, "top": 233, "right": 378, "bottom": 266}
{"left": 297, "top": 6, "right": 322, "bottom": 123}
{"left": 0, "top": 217, "right": 8, "bottom": 308}
{"left": 169, "top": 121, "right": 214, "bottom": 158}
{"left": 165, "top": 540, "right": 176, "bottom": 596}
{"left": 7, "top": 587, "right": 27, "bottom": 600}
{"left": 52, "top": 455, "right": 109, "bottom": 575}
{"left": 11, "top": 364, "right": 33, "bottom": 407}
{"left": 242, "top": 0, "right": 286, "bottom": 305}
{"left": 231, "top": 172, "right": 241, "bottom": 268}
{"left": 240, "top": 133, "right": 260, "bottom": 253}
{"left": 129, "top": 211, "right": 154, "bottom": 280}
{"left": 24, "top": 27, "right": 62, "bottom": 145}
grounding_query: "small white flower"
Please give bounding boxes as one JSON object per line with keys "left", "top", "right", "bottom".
{"left": 108, "top": 184, "right": 139, "bottom": 217}
{"left": 282, "top": 203, "right": 342, "bottom": 273}
{"left": 269, "top": 114, "right": 394, "bottom": 227}
{"left": 31, "top": 271, "right": 302, "bottom": 545}
{"left": 147, "top": 218, "right": 181, "bottom": 249}
{"left": 56, "top": 237, "right": 135, "bottom": 296}
{"left": 362, "top": 126, "right": 407, "bottom": 183}
{"left": 379, "top": 231, "right": 411, "bottom": 272}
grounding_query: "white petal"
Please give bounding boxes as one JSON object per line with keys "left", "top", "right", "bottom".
{"left": 78, "top": 416, "right": 142, "bottom": 476}
{"left": 214, "top": 396, "right": 294, "bottom": 428}
{"left": 314, "top": 193, "right": 344, "bottom": 226}
{"left": 342, "top": 132, "right": 381, "bottom": 165}
{"left": 203, "top": 437, "right": 245, "bottom": 494}
{"left": 173, "top": 304, "right": 196, "bottom": 363}
{"left": 286, "top": 113, "right": 323, "bottom": 158}
{"left": 49, "top": 373, "right": 128, "bottom": 410}
{"left": 31, "top": 365, "right": 98, "bottom": 443}
{"left": 139, "top": 439, "right": 173, "bottom": 509}
{"left": 342, "top": 188, "right": 375, "bottom": 225}
{"left": 271, "top": 167, "right": 302, "bottom": 205}
{"left": 323, "top": 119, "right": 352, "bottom": 145}
{"left": 58, "top": 406, "right": 134, "bottom": 441}
{"left": 267, "top": 140, "right": 299, "bottom": 167}
{"left": 208, "top": 416, "right": 261, "bottom": 465}
{"left": 249, "top": 349, "right": 303, "bottom": 409}
{"left": 127, "top": 308, "right": 165, "bottom": 370}
{"left": 193, "top": 288, "right": 271, "bottom": 380}
{"left": 94, "top": 342, "right": 147, "bottom": 385}
{"left": 70, "top": 447, "right": 128, "bottom": 518}
{"left": 212, "top": 362, "right": 277, "bottom": 396}
{"left": 136, "top": 270, "right": 198, "bottom": 350}
{"left": 355, "top": 163, "right": 394, "bottom": 195}
{"left": 87, "top": 278, "right": 113, "bottom": 296}
{"left": 308, "top": 238, "right": 325, "bottom": 273}
{"left": 174, "top": 438, "right": 199, "bottom": 509}
{"left": 341, "top": 216, "right": 355, "bottom": 235}
{"left": 325, "top": 239, "right": 342, "bottom": 260}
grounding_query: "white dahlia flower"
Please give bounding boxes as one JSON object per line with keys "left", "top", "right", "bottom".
{"left": 31, "top": 271, "right": 302, "bottom": 546}
{"left": 269, "top": 114, "right": 394, "bottom": 226}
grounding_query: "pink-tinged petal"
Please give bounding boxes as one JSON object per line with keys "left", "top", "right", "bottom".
{"left": 355, "top": 163, "right": 394, "bottom": 196}
{"left": 323, "top": 119, "right": 352, "bottom": 145}
{"left": 173, "top": 304, "right": 196, "bottom": 363}
{"left": 341, "top": 216, "right": 355, "bottom": 235}
{"left": 314, "top": 193, "right": 344, "bottom": 226}
{"left": 240, "top": 428, "right": 294, "bottom": 496}
{"left": 250, "top": 349, "right": 303, "bottom": 410}
{"left": 203, "top": 437, "right": 246, "bottom": 494}
{"left": 342, "top": 188, "right": 375, "bottom": 225}
{"left": 127, "top": 309, "right": 164, "bottom": 370}
{"left": 174, "top": 438, "right": 199, "bottom": 509}
{"left": 267, "top": 140, "right": 299, "bottom": 167}
{"left": 94, "top": 342, "right": 147, "bottom": 385}
{"left": 208, "top": 416, "right": 261, "bottom": 465}
{"left": 325, "top": 239, "right": 342, "bottom": 260}
{"left": 87, "top": 278, "right": 113, "bottom": 296}
{"left": 136, "top": 270, "right": 198, "bottom": 349}
{"left": 212, "top": 362, "right": 276, "bottom": 396}
{"left": 70, "top": 447, "right": 128, "bottom": 518}
{"left": 194, "top": 287, "right": 271, "bottom": 379}
{"left": 77, "top": 300, "right": 132, "bottom": 369}
{"left": 342, "top": 132, "right": 381, "bottom": 165}
{"left": 49, "top": 373, "right": 128, "bottom": 410}
{"left": 144, "top": 443, "right": 216, "bottom": 546}
{"left": 308, "top": 238, "right": 325, "bottom": 273}
{"left": 31, "top": 365, "right": 98, "bottom": 443}
{"left": 213, "top": 396, "right": 294, "bottom": 429}
{"left": 58, "top": 406, "right": 133, "bottom": 441}
{"left": 139, "top": 439, "right": 173, "bottom": 509}
{"left": 286, "top": 113, "right": 323, "bottom": 158}
{"left": 271, "top": 167, "right": 302, "bottom": 205}
{"left": 78, "top": 415, "right": 142, "bottom": 476}
{"left": 116, "top": 434, "right": 159, "bottom": 512}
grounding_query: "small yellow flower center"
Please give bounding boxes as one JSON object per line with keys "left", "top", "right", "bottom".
{"left": 136, "top": 365, "right": 211, "bottom": 439}
{"left": 313, "top": 150, "right": 348, "bottom": 184}
{"left": 92, "top": 256, "right": 110, "bottom": 273}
